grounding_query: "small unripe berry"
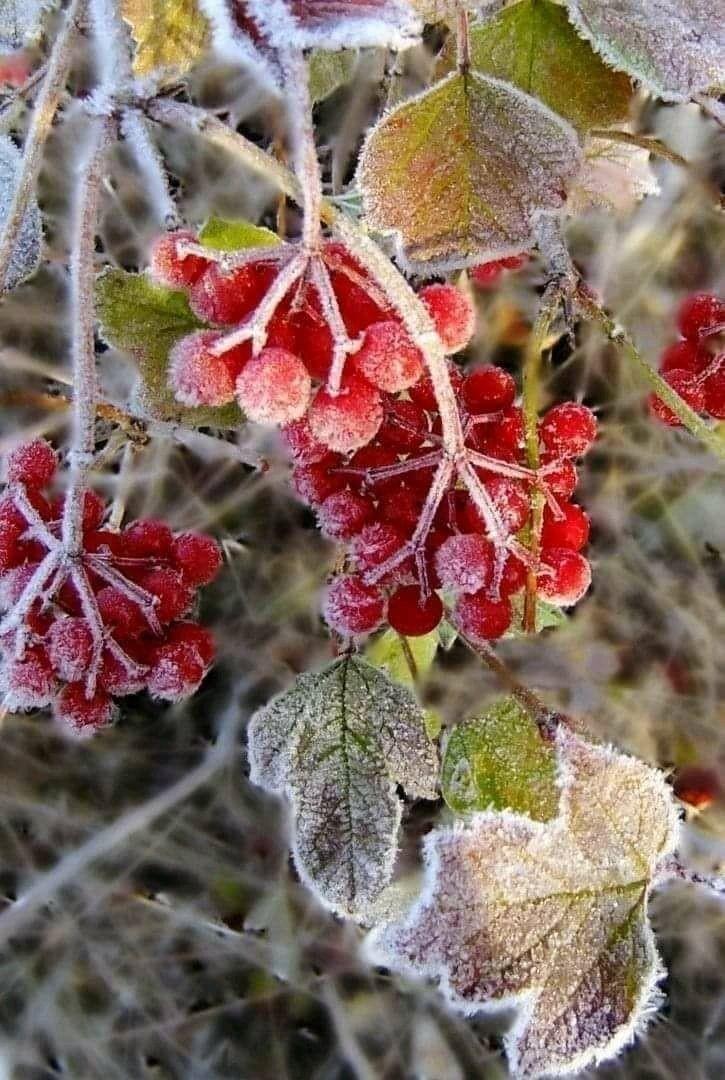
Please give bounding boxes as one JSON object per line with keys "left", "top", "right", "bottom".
{"left": 355, "top": 321, "right": 424, "bottom": 393}
{"left": 454, "top": 592, "right": 512, "bottom": 641}
{"left": 462, "top": 366, "right": 516, "bottom": 414}
{"left": 388, "top": 585, "right": 443, "bottom": 636}
{"left": 420, "top": 283, "right": 475, "bottom": 353}
{"left": 434, "top": 534, "right": 493, "bottom": 594}
{"left": 538, "top": 548, "right": 591, "bottom": 606}
{"left": 235, "top": 348, "right": 311, "bottom": 424}
{"left": 677, "top": 293, "right": 725, "bottom": 341}
{"left": 149, "top": 230, "right": 208, "bottom": 289}
{"left": 6, "top": 439, "right": 57, "bottom": 489}
{"left": 540, "top": 403, "right": 597, "bottom": 458}
{"left": 323, "top": 575, "right": 386, "bottom": 635}
{"left": 309, "top": 374, "right": 383, "bottom": 453}
{"left": 169, "top": 330, "right": 237, "bottom": 407}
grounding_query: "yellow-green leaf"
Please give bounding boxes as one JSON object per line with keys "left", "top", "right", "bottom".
{"left": 199, "top": 216, "right": 280, "bottom": 252}
{"left": 121, "top": 0, "right": 208, "bottom": 81}
{"left": 366, "top": 628, "right": 438, "bottom": 687}
{"left": 441, "top": 696, "right": 558, "bottom": 819}
{"left": 358, "top": 71, "right": 581, "bottom": 273}
{"left": 437, "top": 0, "right": 633, "bottom": 132}
{"left": 95, "top": 268, "right": 241, "bottom": 428}
{"left": 308, "top": 49, "right": 358, "bottom": 103}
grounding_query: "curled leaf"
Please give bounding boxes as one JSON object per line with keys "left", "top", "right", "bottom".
{"left": 0, "top": 134, "right": 42, "bottom": 290}
{"left": 358, "top": 72, "right": 582, "bottom": 273}
{"left": 370, "top": 728, "right": 680, "bottom": 1077}
{"left": 248, "top": 656, "right": 438, "bottom": 917}
{"left": 198, "top": 215, "right": 280, "bottom": 251}
{"left": 242, "top": 0, "right": 422, "bottom": 50}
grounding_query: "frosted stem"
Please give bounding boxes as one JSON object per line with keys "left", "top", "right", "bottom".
{"left": 120, "top": 108, "right": 179, "bottom": 228}
{"left": 278, "top": 48, "right": 322, "bottom": 251}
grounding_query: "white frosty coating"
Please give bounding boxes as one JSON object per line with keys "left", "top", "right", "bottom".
{"left": 0, "top": 0, "right": 51, "bottom": 49}
{"left": 0, "top": 135, "right": 41, "bottom": 290}
{"left": 245, "top": 0, "right": 422, "bottom": 51}
{"left": 565, "top": 0, "right": 725, "bottom": 104}
{"left": 247, "top": 657, "right": 438, "bottom": 918}
{"left": 567, "top": 136, "right": 660, "bottom": 216}
{"left": 367, "top": 728, "right": 680, "bottom": 1078}
{"left": 196, "top": 0, "right": 283, "bottom": 94}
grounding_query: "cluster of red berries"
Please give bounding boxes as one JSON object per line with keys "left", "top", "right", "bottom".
{"left": 650, "top": 292, "right": 725, "bottom": 425}
{"left": 0, "top": 440, "right": 221, "bottom": 735}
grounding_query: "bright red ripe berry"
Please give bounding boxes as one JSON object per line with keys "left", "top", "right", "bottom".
{"left": 123, "top": 519, "right": 174, "bottom": 558}
{"left": 483, "top": 475, "right": 529, "bottom": 535}
{"left": 169, "top": 330, "right": 237, "bottom": 407}
{"left": 702, "top": 364, "right": 725, "bottom": 419}
{"left": 376, "top": 398, "right": 428, "bottom": 451}
{"left": 540, "top": 403, "right": 597, "bottom": 458}
{"left": 172, "top": 532, "right": 222, "bottom": 586}
{"left": 488, "top": 406, "right": 524, "bottom": 453}
{"left": 280, "top": 417, "right": 329, "bottom": 464}
{"left": 379, "top": 485, "right": 422, "bottom": 533}
{"left": 454, "top": 592, "right": 512, "bottom": 641}
{"left": 351, "top": 522, "right": 407, "bottom": 574}
{"left": 470, "top": 254, "right": 527, "bottom": 287}
{"left": 355, "top": 321, "right": 424, "bottom": 393}
{"left": 98, "top": 649, "right": 148, "bottom": 695}
{"left": 388, "top": 585, "right": 443, "bottom": 636}
{"left": 499, "top": 554, "right": 527, "bottom": 597}
{"left": 147, "top": 641, "right": 207, "bottom": 701}
{"left": 462, "top": 366, "right": 516, "bottom": 414}
{"left": 672, "top": 764, "right": 721, "bottom": 810}
{"left": 317, "top": 490, "right": 375, "bottom": 540}
{"left": 677, "top": 293, "right": 725, "bottom": 341}
{"left": 323, "top": 575, "right": 386, "bottom": 635}
{"left": 540, "top": 503, "right": 590, "bottom": 551}
{"left": 291, "top": 455, "right": 345, "bottom": 505}
{"left": 138, "top": 568, "right": 192, "bottom": 623}
{"left": 538, "top": 548, "right": 591, "bottom": 606}
{"left": 409, "top": 362, "right": 464, "bottom": 410}
{"left": 189, "top": 262, "right": 272, "bottom": 325}
{"left": 54, "top": 683, "right": 115, "bottom": 734}
{"left": 168, "top": 622, "right": 215, "bottom": 666}
{"left": 434, "top": 533, "right": 493, "bottom": 594}
{"left": 96, "top": 587, "right": 148, "bottom": 638}
{"left": 6, "top": 439, "right": 57, "bottom": 489}
{"left": 420, "top": 283, "right": 475, "bottom": 354}
{"left": 344, "top": 445, "right": 400, "bottom": 496}
{"left": 649, "top": 369, "right": 705, "bottom": 426}
{"left": 235, "top": 347, "right": 311, "bottom": 424}
{"left": 1, "top": 644, "right": 55, "bottom": 710}
{"left": 324, "top": 242, "right": 390, "bottom": 335}
{"left": 541, "top": 459, "right": 578, "bottom": 500}
{"left": 47, "top": 617, "right": 94, "bottom": 683}
{"left": 659, "top": 339, "right": 708, "bottom": 375}
{"left": 149, "top": 230, "right": 209, "bottom": 289}
{"left": 309, "top": 374, "right": 383, "bottom": 454}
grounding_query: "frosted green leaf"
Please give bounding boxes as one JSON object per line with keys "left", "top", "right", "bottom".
{"left": 248, "top": 657, "right": 438, "bottom": 917}
{"left": 437, "top": 0, "right": 633, "bottom": 132}
{"left": 565, "top": 0, "right": 725, "bottom": 103}
{"left": 198, "top": 216, "right": 280, "bottom": 252}
{"left": 369, "top": 728, "right": 680, "bottom": 1078}
{"left": 441, "top": 697, "right": 558, "bottom": 819}
{"left": 366, "top": 628, "right": 438, "bottom": 688}
{"left": 357, "top": 71, "right": 582, "bottom": 273}
{"left": 0, "top": 135, "right": 41, "bottom": 290}
{"left": 308, "top": 49, "right": 358, "bottom": 102}
{"left": 121, "top": 0, "right": 209, "bottom": 82}
{"left": 0, "top": 0, "right": 50, "bottom": 49}
{"left": 94, "top": 268, "right": 241, "bottom": 428}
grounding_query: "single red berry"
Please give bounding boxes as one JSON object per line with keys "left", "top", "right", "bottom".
{"left": 167, "top": 622, "right": 215, "bottom": 666}
{"left": 388, "top": 585, "right": 443, "bottom": 636}
{"left": 454, "top": 592, "right": 512, "bottom": 641}
{"left": 98, "top": 649, "right": 148, "bottom": 696}
{"left": 280, "top": 417, "right": 329, "bottom": 464}
{"left": 285, "top": 293, "right": 334, "bottom": 380}
{"left": 484, "top": 475, "right": 529, "bottom": 535}
{"left": 51, "top": 489, "right": 107, "bottom": 532}
{"left": 702, "top": 364, "right": 725, "bottom": 419}
{"left": 540, "top": 503, "right": 590, "bottom": 551}
{"left": 169, "top": 330, "right": 237, "bottom": 407}
{"left": 1, "top": 645, "right": 55, "bottom": 710}
{"left": 188, "top": 262, "right": 273, "bottom": 325}
{"left": 147, "top": 641, "right": 207, "bottom": 701}
{"left": 236, "top": 347, "right": 311, "bottom": 424}
{"left": 291, "top": 455, "right": 346, "bottom": 505}
{"left": 309, "top": 373, "right": 383, "bottom": 453}
{"left": 434, "top": 534, "right": 493, "bottom": 594}
{"left": 376, "top": 398, "right": 428, "bottom": 451}
{"left": 672, "top": 764, "right": 721, "bottom": 810}
{"left": 541, "top": 459, "right": 578, "bottom": 500}
{"left": 378, "top": 485, "right": 422, "bottom": 533}
{"left": 171, "top": 532, "right": 222, "bottom": 586}
{"left": 355, "top": 321, "right": 424, "bottom": 393}
{"left": 47, "top": 617, "right": 94, "bottom": 683}
{"left": 324, "top": 242, "right": 390, "bottom": 335}
{"left": 344, "top": 445, "right": 400, "bottom": 495}
{"left": 122, "top": 519, "right": 174, "bottom": 558}
{"left": 149, "top": 230, "right": 209, "bottom": 289}
{"left": 317, "top": 490, "right": 375, "bottom": 540}
{"left": 96, "top": 587, "right": 148, "bottom": 638}
{"left": 54, "top": 683, "right": 115, "bottom": 734}
{"left": 499, "top": 554, "right": 527, "bottom": 597}
{"left": 420, "top": 283, "right": 475, "bottom": 353}
{"left": 6, "top": 439, "right": 57, "bottom": 489}
{"left": 488, "top": 405, "right": 524, "bottom": 453}
{"left": 323, "top": 575, "right": 386, "bottom": 635}
{"left": 677, "top": 293, "right": 725, "bottom": 341}
{"left": 538, "top": 548, "right": 591, "bottom": 606}
{"left": 659, "top": 339, "right": 709, "bottom": 375}
{"left": 540, "top": 403, "right": 597, "bottom": 458}
{"left": 138, "top": 568, "right": 192, "bottom": 623}
{"left": 409, "top": 362, "right": 464, "bottom": 410}
{"left": 83, "top": 528, "right": 127, "bottom": 557}
{"left": 351, "top": 522, "right": 407, "bottom": 575}
{"left": 462, "top": 366, "right": 516, "bottom": 414}
{"left": 649, "top": 369, "right": 705, "bottom": 426}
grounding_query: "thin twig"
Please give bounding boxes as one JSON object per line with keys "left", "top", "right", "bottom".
{"left": 456, "top": 3, "right": 471, "bottom": 75}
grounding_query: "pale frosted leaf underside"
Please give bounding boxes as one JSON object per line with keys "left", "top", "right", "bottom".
{"left": 567, "top": 135, "right": 659, "bottom": 216}
{"left": 0, "top": 135, "right": 41, "bottom": 290}
{"left": 243, "top": 0, "right": 422, "bottom": 50}
{"left": 358, "top": 72, "right": 582, "bottom": 273}
{"left": 566, "top": 0, "right": 725, "bottom": 103}
{"left": 0, "top": 0, "right": 49, "bottom": 49}
{"left": 437, "top": 0, "right": 633, "bottom": 132}
{"left": 369, "top": 728, "right": 680, "bottom": 1078}
{"left": 247, "top": 657, "right": 438, "bottom": 917}
{"left": 121, "top": 0, "right": 209, "bottom": 81}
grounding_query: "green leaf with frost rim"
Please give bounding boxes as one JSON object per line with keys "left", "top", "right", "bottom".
{"left": 308, "top": 49, "right": 357, "bottom": 103}
{"left": 357, "top": 71, "right": 582, "bottom": 273}
{"left": 437, "top": 0, "right": 633, "bottom": 132}
{"left": 248, "top": 656, "right": 439, "bottom": 918}
{"left": 565, "top": 0, "right": 725, "bottom": 103}
{"left": 368, "top": 727, "right": 680, "bottom": 1078}
{"left": 198, "top": 216, "right": 280, "bottom": 252}
{"left": 441, "top": 697, "right": 558, "bottom": 819}
{"left": 95, "top": 268, "right": 241, "bottom": 428}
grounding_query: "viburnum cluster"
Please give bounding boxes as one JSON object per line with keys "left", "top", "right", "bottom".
{"left": 650, "top": 292, "right": 725, "bottom": 424}
{"left": 0, "top": 439, "right": 221, "bottom": 735}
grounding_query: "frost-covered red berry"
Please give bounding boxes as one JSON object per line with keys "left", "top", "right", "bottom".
{"left": 98, "top": 650, "right": 148, "bottom": 696}
{"left": 309, "top": 374, "right": 383, "bottom": 453}
{"left": 351, "top": 522, "right": 407, "bottom": 575}
{"left": 355, "top": 321, "right": 423, "bottom": 393}
{"left": 147, "top": 641, "right": 207, "bottom": 701}
{"left": 377, "top": 398, "right": 428, "bottom": 451}
{"left": 123, "top": 518, "right": 174, "bottom": 558}
{"left": 677, "top": 293, "right": 725, "bottom": 341}
{"left": 54, "top": 683, "right": 116, "bottom": 734}
{"left": 6, "top": 438, "right": 57, "bottom": 489}
{"left": 189, "top": 262, "right": 272, "bottom": 325}
{"left": 291, "top": 456, "right": 345, "bottom": 505}
{"left": 317, "top": 490, "right": 374, "bottom": 540}
{"left": 454, "top": 592, "right": 512, "bottom": 641}
{"left": 649, "top": 369, "right": 705, "bottom": 426}
{"left": 470, "top": 254, "right": 527, "bottom": 287}
{"left": 540, "top": 403, "right": 597, "bottom": 458}
{"left": 167, "top": 622, "right": 215, "bottom": 666}
{"left": 1, "top": 645, "right": 55, "bottom": 710}
{"left": 538, "top": 548, "right": 591, "bottom": 606}
{"left": 149, "top": 230, "right": 209, "bottom": 290}
{"left": 169, "top": 330, "right": 237, "bottom": 407}
{"left": 323, "top": 575, "right": 386, "bottom": 635}
{"left": 673, "top": 764, "right": 721, "bottom": 810}
{"left": 388, "top": 585, "right": 442, "bottom": 636}
{"left": 434, "top": 533, "right": 492, "bottom": 594}
{"left": 540, "top": 503, "right": 590, "bottom": 551}
{"left": 235, "top": 347, "right": 311, "bottom": 424}
{"left": 420, "top": 283, "right": 475, "bottom": 353}
{"left": 172, "top": 532, "right": 223, "bottom": 586}
{"left": 659, "top": 339, "right": 708, "bottom": 375}
{"left": 138, "top": 568, "right": 192, "bottom": 623}
{"left": 281, "top": 417, "right": 328, "bottom": 464}
{"left": 47, "top": 617, "right": 94, "bottom": 683}
{"left": 702, "top": 365, "right": 725, "bottom": 420}
{"left": 95, "top": 587, "right": 147, "bottom": 638}
{"left": 462, "top": 366, "right": 516, "bottom": 414}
